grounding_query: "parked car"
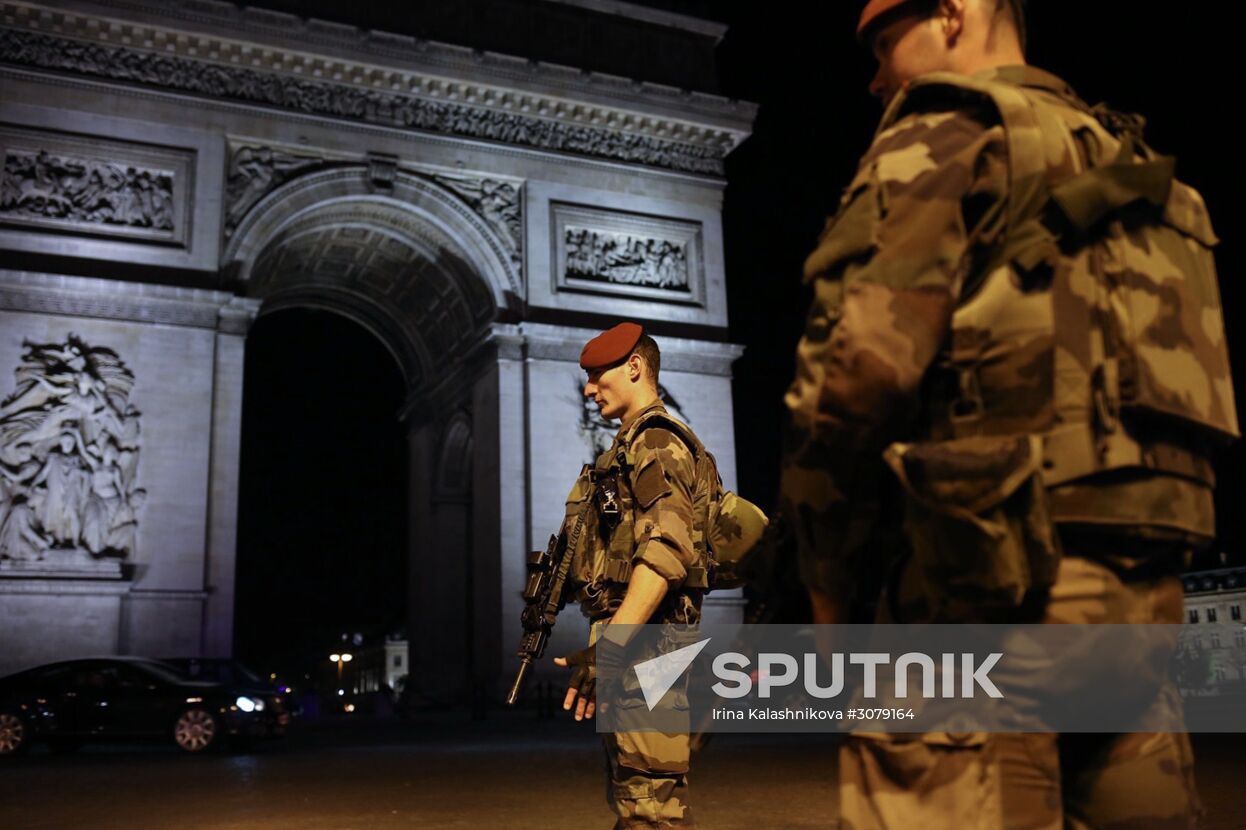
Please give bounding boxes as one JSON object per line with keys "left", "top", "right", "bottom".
{"left": 0, "top": 657, "right": 289, "bottom": 757}
{"left": 161, "top": 657, "right": 300, "bottom": 718}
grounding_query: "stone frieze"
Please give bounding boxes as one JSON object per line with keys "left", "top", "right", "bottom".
{"left": 0, "top": 26, "right": 730, "bottom": 175}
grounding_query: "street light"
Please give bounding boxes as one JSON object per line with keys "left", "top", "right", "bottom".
{"left": 330, "top": 652, "right": 353, "bottom": 691}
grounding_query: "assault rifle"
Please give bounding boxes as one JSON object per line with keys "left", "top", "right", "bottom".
{"left": 505, "top": 530, "right": 575, "bottom": 705}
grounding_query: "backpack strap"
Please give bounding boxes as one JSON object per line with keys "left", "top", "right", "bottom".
{"left": 613, "top": 407, "right": 712, "bottom": 590}
{"left": 619, "top": 408, "right": 703, "bottom": 459}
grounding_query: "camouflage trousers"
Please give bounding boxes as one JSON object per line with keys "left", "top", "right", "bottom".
{"left": 601, "top": 727, "right": 694, "bottom": 829}
{"left": 840, "top": 554, "right": 1201, "bottom": 830}
{"left": 593, "top": 620, "right": 697, "bottom": 829}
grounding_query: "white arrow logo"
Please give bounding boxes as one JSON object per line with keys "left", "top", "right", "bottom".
{"left": 633, "top": 638, "right": 712, "bottom": 711}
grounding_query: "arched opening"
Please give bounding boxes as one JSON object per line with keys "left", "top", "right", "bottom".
{"left": 233, "top": 308, "right": 408, "bottom": 684}
{"left": 223, "top": 168, "right": 509, "bottom": 705}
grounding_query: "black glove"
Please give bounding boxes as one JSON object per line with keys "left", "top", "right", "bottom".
{"left": 559, "top": 635, "right": 626, "bottom": 697}
{"left": 560, "top": 643, "right": 597, "bottom": 702}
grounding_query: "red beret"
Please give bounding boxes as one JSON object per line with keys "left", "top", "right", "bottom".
{"left": 857, "top": 0, "right": 919, "bottom": 42}
{"left": 580, "top": 322, "right": 643, "bottom": 370}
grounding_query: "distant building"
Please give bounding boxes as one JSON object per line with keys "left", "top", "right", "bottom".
{"left": 1181, "top": 565, "right": 1246, "bottom": 692}
{"left": 351, "top": 633, "right": 409, "bottom": 696}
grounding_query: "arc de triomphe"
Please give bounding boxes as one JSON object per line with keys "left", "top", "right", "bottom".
{"left": 0, "top": 0, "right": 755, "bottom": 694}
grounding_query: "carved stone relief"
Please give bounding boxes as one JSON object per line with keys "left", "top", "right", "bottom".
{"left": 2, "top": 150, "right": 174, "bottom": 230}
{"left": 225, "top": 146, "right": 524, "bottom": 270}
{"left": 429, "top": 174, "right": 522, "bottom": 266}
{"left": 224, "top": 145, "right": 324, "bottom": 236}
{"left": 552, "top": 203, "right": 703, "bottom": 306}
{"left": 564, "top": 227, "right": 689, "bottom": 292}
{"left": 0, "top": 127, "right": 192, "bottom": 246}
{"left": 0, "top": 335, "right": 144, "bottom": 570}
{"left": 0, "top": 28, "right": 728, "bottom": 175}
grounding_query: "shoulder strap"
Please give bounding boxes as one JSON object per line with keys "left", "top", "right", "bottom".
{"left": 620, "top": 409, "right": 702, "bottom": 459}
{"left": 887, "top": 73, "right": 1051, "bottom": 277}
{"left": 612, "top": 408, "right": 713, "bottom": 592}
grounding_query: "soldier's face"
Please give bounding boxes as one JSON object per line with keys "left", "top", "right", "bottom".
{"left": 583, "top": 353, "right": 642, "bottom": 421}
{"left": 867, "top": 12, "right": 949, "bottom": 104}
{"left": 583, "top": 361, "right": 633, "bottom": 422}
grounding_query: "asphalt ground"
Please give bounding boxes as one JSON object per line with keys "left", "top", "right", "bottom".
{"left": 3, "top": 712, "right": 1243, "bottom": 830}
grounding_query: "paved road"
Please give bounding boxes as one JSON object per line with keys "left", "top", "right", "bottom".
{"left": 3, "top": 713, "right": 1242, "bottom": 829}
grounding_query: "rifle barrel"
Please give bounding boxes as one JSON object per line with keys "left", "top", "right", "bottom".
{"left": 506, "top": 655, "right": 533, "bottom": 706}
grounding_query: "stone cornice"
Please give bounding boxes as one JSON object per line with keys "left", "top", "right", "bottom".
{"left": 0, "top": 269, "right": 244, "bottom": 330}
{"left": 80, "top": 0, "right": 748, "bottom": 125}
{"left": 0, "top": 0, "right": 754, "bottom": 176}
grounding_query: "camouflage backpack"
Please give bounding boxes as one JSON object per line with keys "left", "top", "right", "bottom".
{"left": 610, "top": 408, "right": 768, "bottom": 592}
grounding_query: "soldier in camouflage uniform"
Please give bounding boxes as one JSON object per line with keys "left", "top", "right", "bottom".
{"left": 555, "top": 322, "right": 718, "bottom": 829}
{"left": 780, "top": 0, "right": 1237, "bottom": 827}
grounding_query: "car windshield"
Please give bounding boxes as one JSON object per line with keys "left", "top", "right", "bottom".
{"left": 233, "top": 663, "right": 264, "bottom": 685}
{"left": 130, "top": 660, "right": 193, "bottom": 684}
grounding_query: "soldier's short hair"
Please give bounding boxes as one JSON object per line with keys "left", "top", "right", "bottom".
{"left": 631, "top": 334, "right": 661, "bottom": 384}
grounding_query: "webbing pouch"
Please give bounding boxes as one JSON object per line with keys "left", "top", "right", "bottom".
{"left": 884, "top": 435, "right": 1062, "bottom": 621}
{"left": 1050, "top": 137, "right": 1175, "bottom": 233}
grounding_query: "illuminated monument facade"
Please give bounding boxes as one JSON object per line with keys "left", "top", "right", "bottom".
{"left": 0, "top": 0, "right": 754, "bottom": 692}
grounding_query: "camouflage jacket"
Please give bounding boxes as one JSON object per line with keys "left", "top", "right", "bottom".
{"left": 566, "top": 401, "right": 711, "bottom": 621}
{"left": 782, "top": 65, "right": 1236, "bottom": 612}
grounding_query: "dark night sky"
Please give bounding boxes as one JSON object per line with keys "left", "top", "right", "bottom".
{"left": 232, "top": 3, "right": 1245, "bottom": 669}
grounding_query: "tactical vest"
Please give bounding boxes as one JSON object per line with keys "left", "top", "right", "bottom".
{"left": 565, "top": 405, "right": 721, "bottom": 620}
{"left": 873, "top": 70, "right": 1237, "bottom": 617}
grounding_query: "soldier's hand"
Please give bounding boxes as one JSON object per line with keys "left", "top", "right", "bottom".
{"left": 554, "top": 644, "right": 596, "bottom": 720}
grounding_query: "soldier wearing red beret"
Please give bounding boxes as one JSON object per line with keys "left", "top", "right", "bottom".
{"left": 554, "top": 322, "right": 719, "bottom": 828}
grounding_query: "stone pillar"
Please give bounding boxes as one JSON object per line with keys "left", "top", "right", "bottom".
{"left": 470, "top": 326, "right": 528, "bottom": 701}
{"left": 405, "top": 418, "right": 439, "bottom": 699}
{"left": 201, "top": 298, "right": 260, "bottom": 657}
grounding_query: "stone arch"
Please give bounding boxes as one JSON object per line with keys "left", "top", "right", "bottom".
{"left": 223, "top": 166, "right": 517, "bottom": 393}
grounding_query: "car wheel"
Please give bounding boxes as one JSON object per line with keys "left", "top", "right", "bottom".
{"left": 173, "top": 708, "right": 218, "bottom": 753}
{"left": 0, "top": 711, "right": 30, "bottom": 757}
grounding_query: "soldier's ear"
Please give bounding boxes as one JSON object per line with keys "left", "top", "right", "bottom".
{"left": 627, "top": 353, "right": 644, "bottom": 383}
{"left": 939, "top": 0, "right": 965, "bottom": 45}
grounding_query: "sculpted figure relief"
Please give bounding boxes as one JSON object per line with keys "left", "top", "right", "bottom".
{"left": 0, "top": 335, "right": 145, "bottom": 564}
{"left": 564, "top": 228, "right": 690, "bottom": 291}
{"left": 430, "top": 174, "right": 523, "bottom": 258}
{"left": 1, "top": 149, "right": 175, "bottom": 231}
{"left": 223, "top": 146, "right": 324, "bottom": 234}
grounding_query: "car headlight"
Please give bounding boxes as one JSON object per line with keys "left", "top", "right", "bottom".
{"left": 235, "top": 696, "right": 265, "bottom": 713}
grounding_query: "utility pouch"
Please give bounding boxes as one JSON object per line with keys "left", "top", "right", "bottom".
{"left": 884, "top": 435, "right": 1062, "bottom": 621}
{"left": 564, "top": 465, "right": 598, "bottom": 590}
